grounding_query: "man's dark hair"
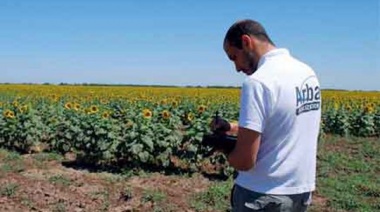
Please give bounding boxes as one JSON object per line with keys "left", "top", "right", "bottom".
{"left": 224, "top": 19, "right": 275, "bottom": 49}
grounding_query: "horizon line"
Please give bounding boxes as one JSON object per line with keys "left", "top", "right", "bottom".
{"left": 0, "top": 82, "right": 379, "bottom": 92}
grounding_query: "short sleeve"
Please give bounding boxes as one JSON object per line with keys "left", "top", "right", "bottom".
{"left": 238, "top": 78, "right": 273, "bottom": 133}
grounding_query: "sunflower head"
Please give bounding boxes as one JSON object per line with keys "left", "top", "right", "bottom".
{"left": 12, "top": 101, "right": 19, "bottom": 107}
{"left": 198, "top": 105, "right": 207, "bottom": 113}
{"left": 18, "top": 105, "right": 28, "bottom": 113}
{"left": 51, "top": 94, "right": 59, "bottom": 102}
{"left": 364, "top": 105, "right": 374, "bottom": 114}
{"left": 172, "top": 101, "right": 179, "bottom": 108}
{"left": 73, "top": 103, "right": 81, "bottom": 111}
{"left": 3, "top": 109, "right": 15, "bottom": 119}
{"left": 102, "top": 111, "right": 110, "bottom": 119}
{"left": 345, "top": 105, "right": 352, "bottom": 111}
{"left": 142, "top": 109, "right": 152, "bottom": 119}
{"left": 90, "top": 105, "right": 99, "bottom": 114}
{"left": 160, "top": 99, "right": 168, "bottom": 105}
{"left": 161, "top": 110, "right": 170, "bottom": 119}
{"left": 64, "top": 102, "right": 73, "bottom": 110}
{"left": 186, "top": 112, "right": 194, "bottom": 122}
{"left": 100, "top": 99, "right": 108, "bottom": 105}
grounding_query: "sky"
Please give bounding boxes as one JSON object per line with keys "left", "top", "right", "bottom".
{"left": 1, "top": 0, "right": 379, "bottom": 90}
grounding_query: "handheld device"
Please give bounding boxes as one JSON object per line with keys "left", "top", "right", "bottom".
{"left": 201, "top": 111, "right": 237, "bottom": 155}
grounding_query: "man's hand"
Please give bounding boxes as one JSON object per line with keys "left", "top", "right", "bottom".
{"left": 204, "top": 116, "right": 239, "bottom": 154}
{"left": 201, "top": 134, "right": 237, "bottom": 155}
{"left": 209, "top": 116, "right": 239, "bottom": 137}
{"left": 210, "top": 116, "right": 231, "bottom": 133}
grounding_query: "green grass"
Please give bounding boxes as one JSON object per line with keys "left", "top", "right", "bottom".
{"left": 316, "top": 135, "right": 380, "bottom": 211}
{"left": 141, "top": 188, "right": 167, "bottom": 203}
{"left": 0, "top": 149, "right": 25, "bottom": 174}
{"left": 190, "top": 179, "right": 233, "bottom": 212}
{"left": 0, "top": 183, "right": 18, "bottom": 197}
{"left": 3, "top": 151, "right": 22, "bottom": 162}
{"left": 32, "top": 152, "right": 63, "bottom": 162}
{"left": 188, "top": 135, "right": 380, "bottom": 212}
{"left": 48, "top": 174, "right": 72, "bottom": 187}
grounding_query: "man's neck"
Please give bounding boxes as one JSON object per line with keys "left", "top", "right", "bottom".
{"left": 256, "top": 43, "right": 276, "bottom": 59}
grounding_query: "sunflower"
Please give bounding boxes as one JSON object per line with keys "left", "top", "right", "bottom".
{"left": 198, "top": 105, "right": 207, "bottom": 113}
{"left": 100, "top": 99, "right": 108, "bottom": 105}
{"left": 18, "top": 105, "right": 28, "bottom": 113}
{"left": 73, "top": 103, "right": 81, "bottom": 111}
{"left": 64, "top": 102, "right": 73, "bottom": 110}
{"left": 160, "top": 99, "right": 168, "bottom": 105}
{"left": 102, "top": 111, "right": 110, "bottom": 119}
{"left": 3, "top": 109, "right": 15, "bottom": 119}
{"left": 142, "top": 109, "right": 152, "bottom": 118}
{"left": 51, "top": 94, "right": 59, "bottom": 102}
{"left": 364, "top": 105, "right": 374, "bottom": 114}
{"left": 161, "top": 110, "right": 170, "bottom": 119}
{"left": 89, "top": 105, "right": 99, "bottom": 114}
{"left": 172, "top": 101, "right": 179, "bottom": 108}
{"left": 345, "top": 105, "right": 352, "bottom": 111}
{"left": 186, "top": 112, "right": 194, "bottom": 122}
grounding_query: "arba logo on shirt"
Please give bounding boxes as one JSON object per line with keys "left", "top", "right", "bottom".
{"left": 295, "top": 76, "right": 321, "bottom": 115}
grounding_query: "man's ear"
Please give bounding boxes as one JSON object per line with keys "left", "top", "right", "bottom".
{"left": 241, "top": 34, "right": 252, "bottom": 50}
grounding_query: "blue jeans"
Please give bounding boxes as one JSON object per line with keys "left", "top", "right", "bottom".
{"left": 231, "top": 184, "right": 312, "bottom": 212}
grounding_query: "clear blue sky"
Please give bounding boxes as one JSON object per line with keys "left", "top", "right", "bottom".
{"left": 1, "top": 0, "right": 379, "bottom": 90}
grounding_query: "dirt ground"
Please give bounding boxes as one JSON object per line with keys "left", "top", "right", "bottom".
{"left": 0, "top": 151, "right": 329, "bottom": 212}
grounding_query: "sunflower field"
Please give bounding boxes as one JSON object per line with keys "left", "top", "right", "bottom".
{"left": 0, "top": 84, "right": 379, "bottom": 175}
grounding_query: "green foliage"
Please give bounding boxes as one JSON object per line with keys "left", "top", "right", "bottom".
{"left": 0, "top": 92, "right": 378, "bottom": 180}
{"left": 48, "top": 174, "right": 72, "bottom": 186}
{"left": 316, "top": 136, "right": 380, "bottom": 211}
{"left": 141, "top": 189, "right": 167, "bottom": 203}
{"left": 190, "top": 180, "right": 232, "bottom": 211}
{"left": 0, "top": 183, "right": 18, "bottom": 197}
{"left": 0, "top": 103, "right": 44, "bottom": 153}
{"left": 0, "top": 150, "right": 25, "bottom": 173}
{"left": 116, "top": 103, "right": 184, "bottom": 168}
{"left": 321, "top": 101, "right": 379, "bottom": 137}
{"left": 32, "top": 152, "right": 63, "bottom": 162}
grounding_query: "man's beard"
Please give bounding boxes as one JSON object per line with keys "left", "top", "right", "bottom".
{"left": 243, "top": 50, "right": 258, "bottom": 75}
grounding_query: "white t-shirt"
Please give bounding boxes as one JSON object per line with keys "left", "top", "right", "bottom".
{"left": 236, "top": 48, "right": 321, "bottom": 195}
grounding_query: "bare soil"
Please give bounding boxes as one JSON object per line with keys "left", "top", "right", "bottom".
{"left": 0, "top": 151, "right": 330, "bottom": 212}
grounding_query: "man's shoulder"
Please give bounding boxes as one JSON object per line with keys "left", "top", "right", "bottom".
{"left": 247, "top": 68, "right": 277, "bottom": 93}
{"left": 243, "top": 76, "right": 270, "bottom": 91}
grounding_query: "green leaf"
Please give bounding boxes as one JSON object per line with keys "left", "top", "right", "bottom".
{"left": 131, "top": 144, "right": 143, "bottom": 154}
{"left": 138, "top": 151, "right": 149, "bottom": 163}
{"left": 142, "top": 136, "right": 154, "bottom": 151}
{"left": 65, "top": 133, "right": 72, "bottom": 140}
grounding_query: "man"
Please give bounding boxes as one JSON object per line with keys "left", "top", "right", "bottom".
{"left": 215, "top": 19, "right": 321, "bottom": 211}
